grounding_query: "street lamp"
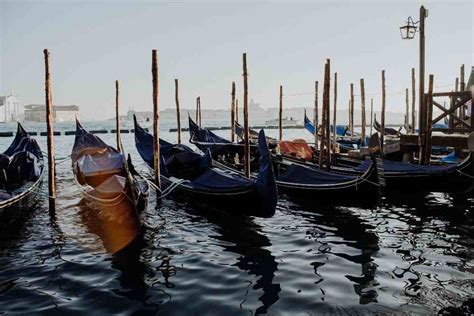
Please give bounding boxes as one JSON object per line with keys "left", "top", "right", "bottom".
{"left": 399, "top": 16, "right": 418, "bottom": 39}
{"left": 400, "top": 6, "right": 428, "bottom": 163}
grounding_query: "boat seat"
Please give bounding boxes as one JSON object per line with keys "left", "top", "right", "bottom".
{"left": 76, "top": 151, "right": 125, "bottom": 178}
{"left": 91, "top": 174, "right": 126, "bottom": 200}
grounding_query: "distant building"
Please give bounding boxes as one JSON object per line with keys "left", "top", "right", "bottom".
{"left": 24, "top": 104, "right": 80, "bottom": 122}
{"left": 0, "top": 95, "right": 22, "bottom": 122}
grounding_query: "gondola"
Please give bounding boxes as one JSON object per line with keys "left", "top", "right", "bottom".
{"left": 71, "top": 120, "right": 149, "bottom": 251}
{"left": 373, "top": 115, "right": 402, "bottom": 136}
{"left": 134, "top": 115, "right": 277, "bottom": 217}
{"left": 189, "top": 118, "right": 382, "bottom": 203}
{"left": 0, "top": 123, "right": 44, "bottom": 228}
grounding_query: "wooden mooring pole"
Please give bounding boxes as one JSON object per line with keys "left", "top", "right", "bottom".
{"left": 279, "top": 85, "right": 283, "bottom": 141}
{"left": 460, "top": 65, "right": 466, "bottom": 119}
{"left": 418, "top": 6, "right": 427, "bottom": 143}
{"left": 381, "top": 70, "right": 386, "bottom": 155}
{"left": 333, "top": 73, "right": 337, "bottom": 152}
{"left": 242, "top": 53, "right": 250, "bottom": 178}
{"left": 350, "top": 83, "right": 354, "bottom": 136}
{"left": 405, "top": 88, "right": 409, "bottom": 132}
{"left": 370, "top": 98, "right": 374, "bottom": 137}
{"left": 235, "top": 99, "right": 239, "bottom": 123}
{"left": 152, "top": 50, "right": 161, "bottom": 191}
{"left": 411, "top": 68, "right": 416, "bottom": 133}
{"left": 43, "top": 49, "right": 56, "bottom": 212}
{"left": 360, "top": 78, "right": 366, "bottom": 146}
{"left": 424, "top": 74, "right": 434, "bottom": 164}
{"left": 314, "top": 81, "right": 319, "bottom": 147}
{"left": 175, "top": 79, "right": 181, "bottom": 144}
{"left": 115, "top": 80, "right": 121, "bottom": 150}
{"left": 231, "top": 82, "right": 236, "bottom": 142}
{"left": 324, "top": 60, "right": 331, "bottom": 169}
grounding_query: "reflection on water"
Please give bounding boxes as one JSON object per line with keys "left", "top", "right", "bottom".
{"left": 0, "top": 123, "right": 473, "bottom": 314}
{"left": 78, "top": 198, "right": 140, "bottom": 254}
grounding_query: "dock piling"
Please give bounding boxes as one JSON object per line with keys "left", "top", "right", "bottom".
{"left": 411, "top": 68, "right": 416, "bottom": 133}
{"left": 333, "top": 73, "right": 337, "bottom": 152}
{"left": 242, "top": 53, "right": 250, "bottom": 178}
{"left": 231, "top": 82, "right": 236, "bottom": 142}
{"left": 152, "top": 50, "right": 161, "bottom": 191}
{"left": 115, "top": 80, "right": 121, "bottom": 150}
{"left": 381, "top": 70, "right": 386, "bottom": 155}
{"left": 43, "top": 49, "right": 56, "bottom": 212}
{"left": 279, "top": 85, "right": 283, "bottom": 141}
{"left": 360, "top": 78, "right": 366, "bottom": 146}
{"left": 175, "top": 79, "right": 181, "bottom": 144}
{"left": 314, "top": 81, "right": 319, "bottom": 147}
{"left": 350, "top": 83, "right": 354, "bottom": 136}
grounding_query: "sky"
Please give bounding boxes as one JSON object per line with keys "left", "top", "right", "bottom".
{"left": 0, "top": 0, "right": 472, "bottom": 120}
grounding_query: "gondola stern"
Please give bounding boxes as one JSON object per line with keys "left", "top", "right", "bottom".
{"left": 256, "top": 129, "right": 278, "bottom": 217}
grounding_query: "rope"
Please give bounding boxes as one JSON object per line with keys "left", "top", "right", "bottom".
{"left": 137, "top": 171, "right": 187, "bottom": 199}
{"left": 457, "top": 169, "right": 474, "bottom": 179}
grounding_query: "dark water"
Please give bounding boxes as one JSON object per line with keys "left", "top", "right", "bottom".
{"left": 0, "top": 121, "right": 473, "bottom": 315}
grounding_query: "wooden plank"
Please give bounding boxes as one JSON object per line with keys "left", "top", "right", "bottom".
{"left": 432, "top": 91, "right": 470, "bottom": 97}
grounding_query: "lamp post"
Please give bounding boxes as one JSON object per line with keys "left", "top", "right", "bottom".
{"left": 400, "top": 5, "right": 428, "bottom": 160}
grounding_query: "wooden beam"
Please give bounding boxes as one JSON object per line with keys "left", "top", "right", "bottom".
{"left": 433, "top": 91, "right": 470, "bottom": 97}
{"left": 432, "top": 96, "right": 472, "bottom": 126}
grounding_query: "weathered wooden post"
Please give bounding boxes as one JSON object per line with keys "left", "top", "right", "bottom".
{"left": 242, "top": 53, "right": 250, "bottom": 178}
{"left": 460, "top": 65, "right": 466, "bottom": 119}
{"left": 405, "top": 88, "right": 409, "bottom": 131}
{"left": 231, "top": 81, "right": 236, "bottom": 142}
{"left": 319, "top": 60, "right": 330, "bottom": 170}
{"left": 360, "top": 78, "right": 366, "bottom": 146}
{"left": 424, "top": 74, "right": 434, "bottom": 164}
{"left": 235, "top": 99, "right": 239, "bottom": 123}
{"left": 350, "top": 83, "right": 354, "bottom": 136}
{"left": 411, "top": 68, "right": 416, "bottom": 133}
{"left": 324, "top": 60, "right": 331, "bottom": 169}
{"left": 418, "top": 6, "right": 427, "bottom": 142}
{"left": 455, "top": 77, "right": 460, "bottom": 121}
{"left": 43, "top": 49, "right": 56, "bottom": 212}
{"left": 319, "top": 82, "right": 327, "bottom": 168}
{"left": 381, "top": 70, "right": 386, "bottom": 155}
{"left": 279, "top": 85, "right": 283, "bottom": 141}
{"left": 370, "top": 98, "right": 374, "bottom": 137}
{"left": 175, "top": 79, "right": 181, "bottom": 144}
{"left": 460, "top": 64, "right": 465, "bottom": 91}
{"left": 115, "top": 80, "right": 121, "bottom": 150}
{"left": 195, "top": 97, "right": 200, "bottom": 126}
{"left": 333, "top": 73, "right": 337, "bottom": 152}
{"left": 152, "top": 50, "right": 161, "bottom": 191}
{"left": 314, "top": 81, "right": 319, "bottom": 147}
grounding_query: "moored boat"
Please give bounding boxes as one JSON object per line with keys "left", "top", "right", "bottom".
{"left": 189, "top": 118, "right": 382, "bottom": 204}
{"left": 134, "top": 116, "right": 277, "bottom": 217}
{"left": 71, "top": 120, "right": 149, "bottom": 252}
{"left": 0, "top": 123, "right": 44, "bottom": 229}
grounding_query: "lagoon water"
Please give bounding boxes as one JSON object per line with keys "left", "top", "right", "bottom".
{"left": 0, "top": 119, "right": 473, "bottom": 314}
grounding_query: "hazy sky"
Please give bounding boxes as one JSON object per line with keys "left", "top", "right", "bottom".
{"left": 1, "top": 0, "right": 472, "bottom": 120}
